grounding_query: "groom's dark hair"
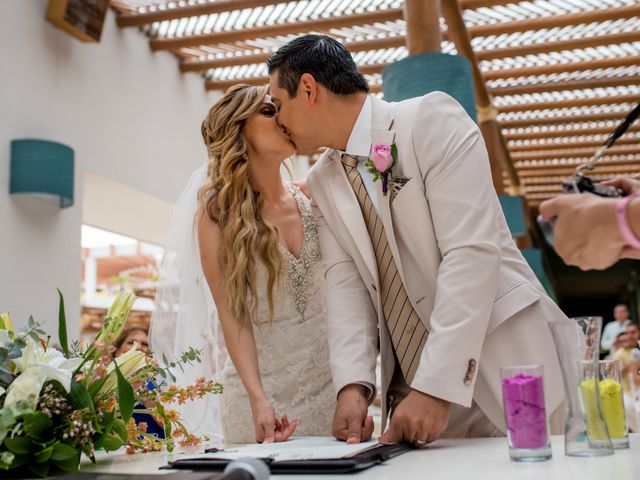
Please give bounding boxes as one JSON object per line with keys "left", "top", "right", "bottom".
{"left": 267, "top": 34, "right": 369, "bottom": 98}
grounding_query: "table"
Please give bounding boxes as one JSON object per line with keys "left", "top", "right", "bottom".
{"left": 81, "top": 434, "right": 640, "bottom": 479}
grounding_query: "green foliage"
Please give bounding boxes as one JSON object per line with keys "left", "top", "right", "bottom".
{"left": 69, "top": 380, "right": 95, "bottom": 417}
{"left": 112, "top": 419, "right": 128, "bottom": 443}
{"left": 57, "top": 289, "right": 70, "bottom": 357}
{"left": 0, "top": 289, "right": 220, "bottom": 474}
{"left": 95, "top": 433, "right": 122, "bottom": 452}
{"left": 4, "top": 436, "right": 32, "bottom": 454}
{"left": 114, "top": 363, "right": 134, "bottom": 422}
{"left": 22, "top": 411, "right": 53, "bottom": 442}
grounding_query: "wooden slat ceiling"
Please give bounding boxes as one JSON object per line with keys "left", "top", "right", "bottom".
{"left": 110, "top": 0, "right": 640, "bottom": 206}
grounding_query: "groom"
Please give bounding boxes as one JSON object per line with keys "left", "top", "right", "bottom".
{"left": 268, "top": 35, "right": 569, "bottom": 445}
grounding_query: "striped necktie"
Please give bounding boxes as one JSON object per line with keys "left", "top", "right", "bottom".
{"left": 341, "top": 154, "right": 428, "bottom": 383}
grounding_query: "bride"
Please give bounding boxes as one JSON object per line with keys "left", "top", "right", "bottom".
{"left": 152, "top": 84, "right": 335, "bottom": 444}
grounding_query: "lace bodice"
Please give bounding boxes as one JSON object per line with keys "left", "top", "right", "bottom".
{"left": 219, "top": 183, "right": 335, "bottom": 443}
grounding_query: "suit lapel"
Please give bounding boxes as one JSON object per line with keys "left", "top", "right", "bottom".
{"left": 323, "top": 150, "right": 378, "bottom": 284}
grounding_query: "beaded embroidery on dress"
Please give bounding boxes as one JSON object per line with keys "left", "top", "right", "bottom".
{"left": 219, "top": 183, "right": 335, "bottom": 443}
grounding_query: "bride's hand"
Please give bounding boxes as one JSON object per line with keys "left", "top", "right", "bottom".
{"left": 252, "top": 399, "right": 278, "bottom": 443}
{"left": 274, "top": 414, "right": 299, "bottom": 442}
{"left": 251, "top": 399, "right": 299, "bottom": 443}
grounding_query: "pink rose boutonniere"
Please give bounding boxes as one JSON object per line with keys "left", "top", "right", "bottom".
{"left": 365, "top": 141, "right": 398, "bottom": 195}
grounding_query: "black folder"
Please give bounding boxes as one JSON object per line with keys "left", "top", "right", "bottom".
{"left": 165, "top": 443, "right": 412, "bottom": 474}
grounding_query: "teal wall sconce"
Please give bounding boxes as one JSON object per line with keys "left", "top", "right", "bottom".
{"left": 10, "top": 139, "right": 74, "bottom": 208}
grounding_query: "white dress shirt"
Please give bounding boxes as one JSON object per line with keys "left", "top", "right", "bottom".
{"left": 340, "top": 95, "right": 380, "bottom": 215}
{"left": 601, "top": 319, "right": 632, "bottom": 352}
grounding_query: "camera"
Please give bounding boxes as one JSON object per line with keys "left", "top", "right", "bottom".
{"left": 561, "top": 174, "right": 624, "bottom": 198}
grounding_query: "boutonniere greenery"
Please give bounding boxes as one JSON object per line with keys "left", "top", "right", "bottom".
{"left": 365, "top": 141, "right": 397, "bottom": 196}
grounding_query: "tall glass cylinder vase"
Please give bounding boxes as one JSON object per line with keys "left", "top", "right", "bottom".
{"left": 500, "top": 364, "right": 552, "bottom": 462}
{"left": 548, "top": 316, "right": 614, "bottom": 457}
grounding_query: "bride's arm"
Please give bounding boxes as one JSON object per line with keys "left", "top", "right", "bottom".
{"left": 197, "top": 211, "right": 297, "bottom": 443}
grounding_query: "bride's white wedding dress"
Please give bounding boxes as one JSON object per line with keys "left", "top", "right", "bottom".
{"left": 219, "top": 183, "right": 336, "bottom": 443}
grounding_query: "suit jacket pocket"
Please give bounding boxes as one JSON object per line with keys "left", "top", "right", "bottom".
{"left": 391, "top": 177, "right": 423, "bottom": 212}
{"left": 487, "top": 283, "right": 541, "bottom": 335}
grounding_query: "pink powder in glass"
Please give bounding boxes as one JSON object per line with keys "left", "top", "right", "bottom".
{"left": 501, "top": 373, "right": 548, "bottom": 449}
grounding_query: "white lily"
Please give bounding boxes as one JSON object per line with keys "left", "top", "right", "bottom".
{"left": 11, "top": 337, "right": 82, "bottom": 393}
{"left": 0, "top": 386, "right": 5, "bottom": 397}
{"left": 3, "top": 368, "right": 46, "bottom": 410}
{"left": 95, "top": 292, "right": 137, "bottom": 344}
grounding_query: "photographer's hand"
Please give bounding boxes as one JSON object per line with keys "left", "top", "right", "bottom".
{"left": 539, "top": 194, "right": 626, "bottom": 270}
{"left": 602, "top": 176, "right": 640, "bottom": 196}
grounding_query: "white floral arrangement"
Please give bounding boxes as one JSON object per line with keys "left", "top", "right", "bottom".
{"left": 0, "top": 291, "right": 222, "bottom": 477}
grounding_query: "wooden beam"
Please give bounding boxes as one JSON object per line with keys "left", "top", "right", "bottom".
{"left": 204, "top": 64, "right": 386, "bottom": 90}
{"left": 441, "top": 0, "right": 521, "bottom": 194}
{"left": 116, "top": 0, "right": 296, "bottom": 28}
{"left": 150, "top": 9, "right": 404, "bottom": 51}
{"left": 516, "top": 155, "right": 640, "bottom": 171}
{"left": 181, "top": 51, "right": 273, "bottom": 72}
{"left": 180, "top": 36, "right": 406, "bottom": 72}
{"left": 500, "top": 111, "right": 628, "bottom": 129}
{"left": 476, "top": 31, "right": 640, "bottom": 62}
{"left": 509, "top": 137, "right": 640, "bottom": 152}
{"left": 117, "top": 0, "right": 520, "bottom": 29}
{"left": 205, "top": 76, "right": 268, "bottom": 91}
{"left": 491, "top": 75, "right": 640, "bottom": 97}
{"left": 184, "top": 37, "right": 639, "bottom": 76}
{"left": 484, "top": 56, "right": 640, "bottom": 82}
{"left": 522, "top": 185, "right": 564, "bottom": 193}
{"left": 512, "top": 145, "right": 640, "bottom": 162}
{"left": 459, "top": 0, "right": 526, "bottom": 8}
{"left": 517, "top": 173, "right": 630, "bottom": 185}
{"left": 404, "top": 0, "right": 442, "bottom": 55}
{"left": 496, "top": 94, "right": 640, "bottom": 114}
{"left": 517, "top": 164, "right": 640, "bottom": 178}
{"left": 504, "top": 124, "right": 640, "bottom": 141}
{"left": 469, "top": 4, "right": 640, "bottom": 38}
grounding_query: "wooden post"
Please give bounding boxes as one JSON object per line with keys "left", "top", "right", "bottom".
{"left": 403, "top": 0, "right": 442, "bottom": 54}
{"left": 441, "top": 0, "right": 522, "bottom": 196}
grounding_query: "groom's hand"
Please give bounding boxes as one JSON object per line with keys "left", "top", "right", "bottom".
{"left": 379, "top": 390, "right": 450, "bottom": 446}
{"left": 333, "top": 384, "right": 374, "bottom": 444}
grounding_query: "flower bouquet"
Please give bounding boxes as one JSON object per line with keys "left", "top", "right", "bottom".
{"left": 0, "top": 290, "right": 222, "bottom": 477}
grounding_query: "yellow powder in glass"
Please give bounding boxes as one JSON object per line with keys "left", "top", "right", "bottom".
{"left": 580, "top": 378, "right": 626, "bottom": 440}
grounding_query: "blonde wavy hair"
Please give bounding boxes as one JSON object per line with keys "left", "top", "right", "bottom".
{"left": 197, "top": 84, "right": 284, "bottom": 326}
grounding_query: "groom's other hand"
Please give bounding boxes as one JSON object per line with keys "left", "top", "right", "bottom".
{"left": 379, "top": 390, "right": 450, "bottom": 446}
{"left": 333, "top": 384, "right": 374, "bottom": 444}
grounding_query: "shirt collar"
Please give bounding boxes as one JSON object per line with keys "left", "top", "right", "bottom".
{"left": 342, "top": 95, "right": 372, "bottom": 159}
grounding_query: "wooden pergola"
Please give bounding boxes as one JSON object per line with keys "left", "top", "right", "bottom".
{"left": 110, "top": 0, "right": 640, "bottom": 207}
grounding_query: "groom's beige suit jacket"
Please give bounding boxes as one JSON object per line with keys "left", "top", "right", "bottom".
{"left": 307, "top": 92, "right": 569, "bottom": 433}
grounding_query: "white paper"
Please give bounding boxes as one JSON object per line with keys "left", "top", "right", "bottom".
{"left": 183, "top": 437, "right": 380, "bottom": 461}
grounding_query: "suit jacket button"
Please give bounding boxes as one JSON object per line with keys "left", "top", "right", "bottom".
{"left": 463, "top": 359, "right": 477, "bottom": 385}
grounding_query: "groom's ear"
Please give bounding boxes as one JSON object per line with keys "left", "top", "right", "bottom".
{"left": 299, "top": 73, "right": 318, "bottom": 106}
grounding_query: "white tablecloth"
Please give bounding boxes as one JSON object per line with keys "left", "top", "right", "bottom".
{"left": 80, "top": 434, "right": 640, "bottom": 479}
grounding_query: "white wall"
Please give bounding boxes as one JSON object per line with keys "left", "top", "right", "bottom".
{"left": 0, "top": 1, "right": 217, "bottom": 339}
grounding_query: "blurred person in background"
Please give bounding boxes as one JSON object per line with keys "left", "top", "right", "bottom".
{"left": 114, "top": 326, "right": 164, "bottom": 438}
{"left": 601, "top": 304, "right": 632, "bottom": 355}
{"left": 114, "top": 326, "right": 150, "bottom": 356}
{"left": 612, "top": 323, "right": 640, "bottom": 431}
